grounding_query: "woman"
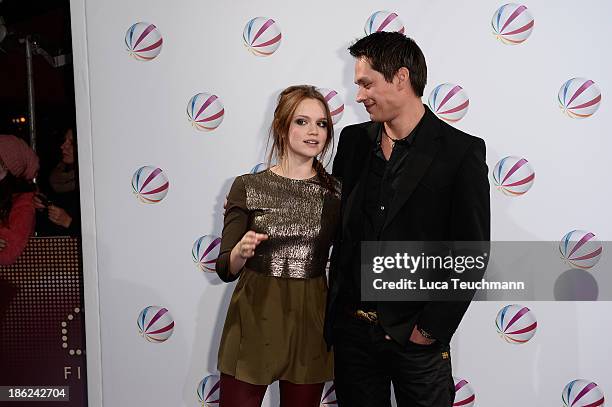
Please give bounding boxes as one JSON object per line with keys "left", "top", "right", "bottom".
{"left": 0, "top": 135, "right": 39, "bottom": 265}
{"left": 215, "top": 85, "right": 340, "bottom": 407}
{"left": 33, "top": 127, "right": 80, "bottom": 236}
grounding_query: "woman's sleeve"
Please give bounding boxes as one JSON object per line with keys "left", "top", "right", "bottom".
{"left": 0, "top": 193, "right": 36, "bottom": 266}
{"left": 215, "top": 177, "right": 249, "bottom": 283}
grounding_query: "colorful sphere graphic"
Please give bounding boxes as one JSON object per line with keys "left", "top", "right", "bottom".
{"left": 137, "top": 306, "right": 174, "bottom": 343}
{"left": 559, "top": 230, "right": 603, "bottom": 270}
{"left": 243, "top": 17, "right": 282, "bottom": 56}
{"left": 250, "top": 162, "right": 268, "bottom": 174}
{"left": 364, "top": 11, "right": 405, "bottom": 34}
{"left": 192, "top": 235, "right": 222, "bottom": 272}
{"left": 320, "top": 382, "right": 337, "bottom": 406}
{"left": 491, "top": 4, "right": 534, "bottom": 45}
{"left": 197, "top": 374, "right": 220, "bottom": 406}
{"left": 428, "top": 83, "right": 470, "bottom": 122}
{"left": 495, "top": 304, "right": 537, "bottom": 344}
{"left": 562, "top": 379, "right": 605, "bottom": 407}
{"left": 187, "top": 93, "right": 225, "bottom": 131}
{"left": 492, "top": 156, "right": 535, "bottom": 196}
{"left": 317, "top": 88, "right": 345, "bottom": 125}
{"left": 125, "top": 22, "right": 163, "bottom": 60}
{"left": 558, "top": 78, "right": 602, "bottom": 119}
{"left": 131, "top": 166, "right": 169, "bottom": 203}
{"left": 453, "top": 377, "right": 476, "bottom": 407}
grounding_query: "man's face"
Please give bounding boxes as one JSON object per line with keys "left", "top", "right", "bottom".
{"left": 354, "top": 57, "right": 400, "bottom": 122}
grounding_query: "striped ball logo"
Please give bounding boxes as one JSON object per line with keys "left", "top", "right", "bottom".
{"left": 364, "top": 11, "right": 405, "bottom": 35}
{"left": 317, "top": 88, "right": 344, "bottom": 125}
{"left": 559, "top": 230, "right": 603, "bottom": 270}
{"left": 428, "top": 83, "right": 469, "bottom": 122}
{"left": 558, "top": 78, "right": 601, "bottom": 119}
{"left": 197, "top": 374, "right": 220, "bottom": 406}
{"left": 491, "top": 4, "right": 534, "bottom": 45}
{"left": 495, "top": 304, "right": 537, "bottom": 344}
{"left": 320, "top": 382, "right": 337, "bottom": 406}
{"left": 243, "top": 17, "right": 282, "bottom": 56}
{"left": 453, "top": 377, "right": 475, "bottom": 407}
{"left": 192, "top": 235, "right": 222, "bottom": 273}
{"left": 131, "top": 166, "right": 169, "bottom": 203}
{"left": 137, "top": 306, "right": 174, "bottom": 343}
{"left": 125, "top": 22, "right": 163, "bottom": 60}
{"left": 562, "top": 380, "right": 605, "bottom": 407}
{"left": 492, "top": 156, "right": 535, "bottom": 196}
{"left": 187, "top": 93, "right": 225, "bottom": 131}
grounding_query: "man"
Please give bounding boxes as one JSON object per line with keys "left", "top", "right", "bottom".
{"left": 325, "top": 32, "right": 490, "bottom": 407}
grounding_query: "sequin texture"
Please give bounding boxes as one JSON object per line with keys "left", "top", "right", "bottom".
{"left": 243, "top": 170, "right": 340, "bottom": 279}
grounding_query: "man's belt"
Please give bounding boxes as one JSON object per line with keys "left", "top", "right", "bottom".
{"left": 346, "top": 306, "right": 378, "bottom": 324}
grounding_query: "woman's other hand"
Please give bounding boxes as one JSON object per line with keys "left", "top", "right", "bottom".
{"left": 32, "top": 194, "right": 48, "bottom": 210}
{"left": 48, "top": 205, "right": 72, "bottom": 229}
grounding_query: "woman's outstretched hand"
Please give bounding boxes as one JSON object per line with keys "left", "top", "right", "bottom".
{"left": 229, "top": 231, "right": 268, "bottom": 275}
{"left": 236, "top": 231, "right": 268, "bottom": 259}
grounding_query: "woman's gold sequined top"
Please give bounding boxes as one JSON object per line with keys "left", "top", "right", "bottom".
{"left": 216, "top": 169, "right": 341, "bottom": 280}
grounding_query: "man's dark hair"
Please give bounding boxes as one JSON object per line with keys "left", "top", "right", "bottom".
{"left": 348, "top": 32, "right": 427, "bottom": 97}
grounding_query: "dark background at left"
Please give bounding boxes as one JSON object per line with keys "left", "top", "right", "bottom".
{"left": 0, "top": 0, "right": 74, "bottom": 182}
{"left": 0, "top": 2, "right": 87, "bottom": 406}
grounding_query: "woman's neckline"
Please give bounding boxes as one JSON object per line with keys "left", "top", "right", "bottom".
{"left": 267, "top": 167, "right": 317, "bottom": 181}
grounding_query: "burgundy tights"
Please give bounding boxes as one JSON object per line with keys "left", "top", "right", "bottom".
{"left": 219, "top": 373, "right": 325, "bottom": 407}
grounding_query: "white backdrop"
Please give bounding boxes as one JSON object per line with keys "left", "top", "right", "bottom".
{"left": 70, "top": 0, "right": 612, "bottom": 405}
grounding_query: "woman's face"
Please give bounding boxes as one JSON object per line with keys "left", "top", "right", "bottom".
{"left": 61, "top": 130, "right": 74, "bottom": 165}
{"left": 285, "top": 98, "right": 328, "bottom": 163}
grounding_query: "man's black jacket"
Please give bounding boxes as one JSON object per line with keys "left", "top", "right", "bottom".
{"left": 325, "top": 106, "right": 491, "bottom": 347}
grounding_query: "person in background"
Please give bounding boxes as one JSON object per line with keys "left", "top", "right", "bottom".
{"left": 33, "top": 127, "right": 80, "bottom": 236}
{"left": 0, "top": 135, "right": 39, "bottom": 265}
{"left": 215, "top": 85, "right": 340, "bottom": 407}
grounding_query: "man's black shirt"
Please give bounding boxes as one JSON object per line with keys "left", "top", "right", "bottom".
{"left": 340, "top": 117, "right": 424, "bottom": 310}
{"left": 363, "top": 122, "right": 420, "bottom": 241}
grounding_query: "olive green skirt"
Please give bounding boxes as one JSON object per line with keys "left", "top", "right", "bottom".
{"left": 217, "top": 269, "right": 333, "bottom": 385}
